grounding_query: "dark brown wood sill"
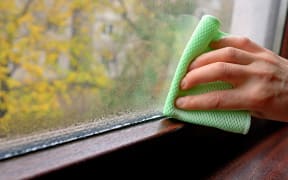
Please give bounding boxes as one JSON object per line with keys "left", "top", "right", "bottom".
{"left": 210, "top": 124, "right": 288, "bottom": 179}
{"left": 0, "top": 118, "right": 184, "bottom": 179}
{"left": 35, "top": 119, "right": 287, "bottom": 179}
{"left": 1, "top": 117, "right": 288, "bottom": 179}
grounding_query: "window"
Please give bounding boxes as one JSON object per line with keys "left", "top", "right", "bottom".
{"left": 0, "top": 0, "right": 235, "bottom": 160}
{"left": 0, "top": 0, "right": 286, "bottom": 163}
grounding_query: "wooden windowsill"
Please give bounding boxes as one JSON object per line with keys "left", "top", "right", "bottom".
{"left": 0, "top": 118, "right": 184, "bottom": 179}
{"left": 1, "top": 117, "right": 288, "bottom": 179}
{"left": 210, "top": 124, "right": 288, "bottom": 179}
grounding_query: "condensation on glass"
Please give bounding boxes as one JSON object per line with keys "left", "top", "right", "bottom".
{"left": 0, "top": 0, "right": 235, "bottom": 159}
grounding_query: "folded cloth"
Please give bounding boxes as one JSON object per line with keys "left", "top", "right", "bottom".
{"left": 163, "top": 15, "right": 250, "bottom": 134}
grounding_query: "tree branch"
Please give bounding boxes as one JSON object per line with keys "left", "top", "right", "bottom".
{"left": 17, "top": 0, "right": 34, "bottom": 18}
{"left": 117, "top": 0, "right": 138, "bottom": 32}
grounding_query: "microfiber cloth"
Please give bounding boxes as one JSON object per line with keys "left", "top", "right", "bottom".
{"left": 163, "top": 15, "right": 251, "bottom": 134}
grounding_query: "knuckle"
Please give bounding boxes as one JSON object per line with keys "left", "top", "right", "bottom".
{"left": 210, "top": 92, "right": 222, "bottom": 109}
{"left": 215, "top": 62, "right": 230, "bottom": 76}
{"left": 255, "top": 64, "right": 278, "bottom": 82}
{"left": 261, "top": 53, "right": 279, "bottom": 65}
{"left": 237, "top": 37, "right": 252, "bottom": 47}
{"left": 223, "top": 47, "right": 238, "bottom": 59}
{"left": 262, "top": 70, "right": 277, "bottom": 82}
{"left": 248, "top": 85, "right": 273, "bottom": 109}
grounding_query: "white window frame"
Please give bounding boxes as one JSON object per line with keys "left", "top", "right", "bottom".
{"left": 231, "top": 0, "right": 288, "bottom": 52}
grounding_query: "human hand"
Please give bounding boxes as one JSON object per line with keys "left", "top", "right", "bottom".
{"left": 175, "top": 36, "right": 288, "bottom": 122}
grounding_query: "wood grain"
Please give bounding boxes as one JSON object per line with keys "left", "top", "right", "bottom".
{"left": 209, "top": 125, "right": 288, "bottom": 179}
{"left": 0, "top": 119, "right": 183, "bottom": 179}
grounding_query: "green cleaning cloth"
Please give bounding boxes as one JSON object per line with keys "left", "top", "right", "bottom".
{"left": 163, "top": 15, "right": 251, "bottom": 134}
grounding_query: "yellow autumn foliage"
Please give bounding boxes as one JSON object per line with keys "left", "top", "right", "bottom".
{"left": 18, "top": 13, "right": 33, "bottom": 24}
{"left": 0, "top": 0, "right": 181, "bottom": 138}
{"left": 22, "top": 63, "right": 43, "bottom": 77}
{"left": 0, "top": 0, "right": 114, "bottom": 136}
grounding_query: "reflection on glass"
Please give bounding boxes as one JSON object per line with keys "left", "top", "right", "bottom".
{"left": 0, "top": 0, "right": 233, "bottom": 157}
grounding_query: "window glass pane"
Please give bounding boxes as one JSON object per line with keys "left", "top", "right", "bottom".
{"left": 0, "top": 0, "right": 235, "bottom": 159}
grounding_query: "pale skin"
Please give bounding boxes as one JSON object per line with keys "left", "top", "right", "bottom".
{"left": 175, "top": 36, "right": 288, "bottom": 122}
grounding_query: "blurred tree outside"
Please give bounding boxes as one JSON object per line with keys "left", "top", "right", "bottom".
{"left": 0, "top": 0, "right": 232, "bottom": 138}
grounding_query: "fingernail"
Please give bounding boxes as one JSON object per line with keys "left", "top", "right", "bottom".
{"left": 210, "top": 40, "right": 219, "bottom": 48}
{"left": 188, "top": 64, "right": 194, "bottom": 71}
{"left": 180, "top": 80, "right": 186, "bottom": 90}
{"left": 176, "top": 98, "right": 185, "bottom": 108}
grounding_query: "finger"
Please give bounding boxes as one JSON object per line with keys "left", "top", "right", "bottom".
{"left": 189, "top": 47, "right": 257, "bottom": 70}
{"left": 175, "top": 89, "right": 249, "bottom": 110}
{"left": 210, "top": 36, "right": 264, "bottom": 53}
{"left": 251, "top": 111, "right": 267, "bottom": 119}
{"left": 181, "top": 62, "right": 247, "bottom": 90}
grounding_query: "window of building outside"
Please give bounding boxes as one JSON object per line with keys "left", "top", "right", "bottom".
{"left": 0, "top": 0, "right": 285, "bottom": 160}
